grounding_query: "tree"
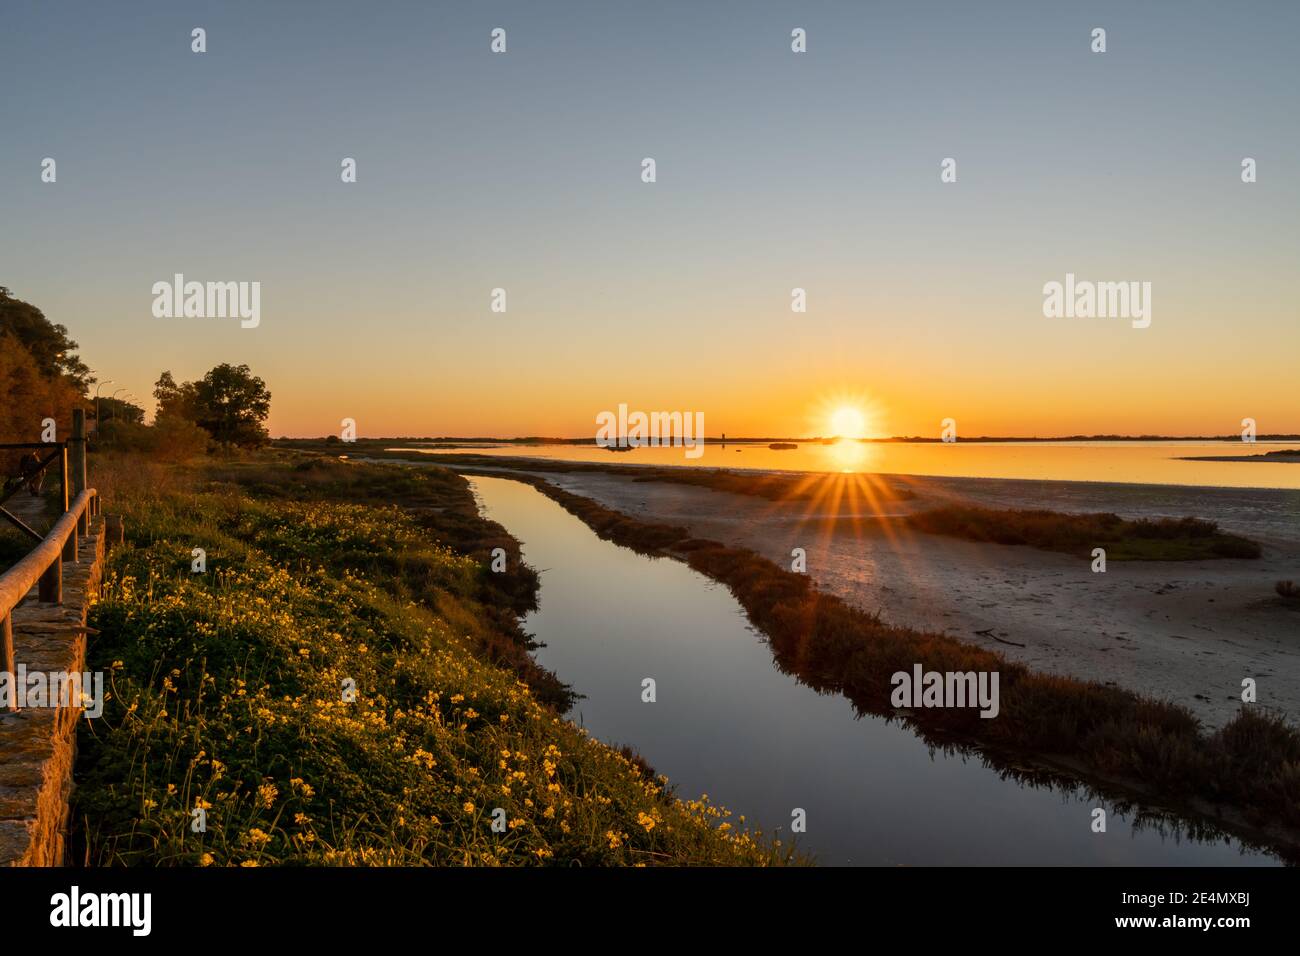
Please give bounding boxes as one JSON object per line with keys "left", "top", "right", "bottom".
{"left": 0, "top": 333, "right": 74, "bottom": 447}
{"left": 154, "top": 364, "right": 271, "bottom": 447}
{"left": 194, "top": 364, "right": 271, "bottom": 446}
{"left": 153, "top": 371, "right": 199, "bottom": 422}
{"left": 0, "top": 290, "right": 87, "bottom": 456}
{"left": 0, "top": 286, "right": 92, "bottom": 386}
{"left": 93, "top": 396, "right": 148, "bottom": 449}
{"left": 98, "top": 396, "right": 145, "bottom": 425}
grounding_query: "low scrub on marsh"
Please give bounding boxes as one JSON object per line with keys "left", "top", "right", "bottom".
{"left": 75, "top": 456, "right": 787, "bottom": 866}
{"left": 905, "top": 505, "right": 1261, "bottom": 560}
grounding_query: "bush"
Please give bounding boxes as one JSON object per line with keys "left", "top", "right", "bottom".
{"left": 94, "top": 419, "right": 152, "bottom": 451}
{"left": 147, "top": 416, "right": 210, "bottom": 462}
{"left": 905, "top": 506, "right": 1261, "bottom": 560}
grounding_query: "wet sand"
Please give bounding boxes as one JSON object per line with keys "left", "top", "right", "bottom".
{"left": 520, "top": 469, "right": 1300, "bottom": 728}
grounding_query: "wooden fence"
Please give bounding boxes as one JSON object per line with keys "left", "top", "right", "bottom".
{"left": 0, "top": 409, "right": 98, "bottom": 709}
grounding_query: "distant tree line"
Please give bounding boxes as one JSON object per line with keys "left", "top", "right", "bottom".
{"left": 1, "top": 285, "right": 272, "bottom": 466}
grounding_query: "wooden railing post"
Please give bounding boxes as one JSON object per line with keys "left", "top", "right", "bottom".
{"left": 72, "top": 410, "right": 88, "bottom": 534}
{"left": 59, "top": 445, "right": 77, "bottom": 562}
{"left": 63, "top": 522, "right": 78, "bottom": 565}
{"left": 60, "top": 444, "right": 69, "bottom": 514}
{"left": 38, "top": 554, "right": 61, "bottom": 604}
{"left": 1, "top": 611, "right": 13, "bottom": 711}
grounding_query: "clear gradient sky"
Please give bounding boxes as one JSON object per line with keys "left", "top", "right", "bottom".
{"left": 3, "top": 1, "right": 1297, "bottom": 438}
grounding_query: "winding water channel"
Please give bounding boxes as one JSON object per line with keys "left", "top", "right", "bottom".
{"left": 469, "top": 475, "right": 1278, "bottom": 866}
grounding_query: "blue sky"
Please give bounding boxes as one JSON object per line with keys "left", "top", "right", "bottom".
{"left": 2, "top": 1, "right": 1297, "bottom": 436}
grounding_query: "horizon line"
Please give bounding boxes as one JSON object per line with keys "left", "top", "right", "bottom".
{"left": 273, "top": 434, "right": 1300, "bottom": 444}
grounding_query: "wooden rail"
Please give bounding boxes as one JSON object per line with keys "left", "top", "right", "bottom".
{"left": 0, "top": 408, "right": 97, "bottom": 710}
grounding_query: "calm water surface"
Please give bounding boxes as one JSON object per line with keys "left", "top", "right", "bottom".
{"left": 469, "top": 475, "right": 1279, "bottom": 866}
{"left": 416, "top": 441, "right": 1300, "bottom": 490}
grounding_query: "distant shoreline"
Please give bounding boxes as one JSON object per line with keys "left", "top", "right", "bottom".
{"left": 1178, "top": 452, "right": 1300, "bottom": 463}
{"left": 277, "top": 435, "right": 1300, "bottom": 446}
{"left": 320, "top": 447, "right": 1300, "bottom": 543}
{"left": 281, "top": 442, "right": 1300, "bottom": 497}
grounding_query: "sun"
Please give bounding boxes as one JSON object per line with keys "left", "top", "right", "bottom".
{"left": 809, "top": 390, "right": 886, "bottom": 441}
{"left": 829, "top": 405, "right": 868, "bottom": 439}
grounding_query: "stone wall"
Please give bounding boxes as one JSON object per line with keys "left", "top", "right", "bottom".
{"left": 0, "top": 514, "right": 106, "bottom": 866}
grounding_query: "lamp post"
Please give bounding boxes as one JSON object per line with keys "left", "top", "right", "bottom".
{"left": 93, "top": 380, "right": 114, "bottom": 435}
{"left": 107, "top": 388, "right": 128, "bottom": 425}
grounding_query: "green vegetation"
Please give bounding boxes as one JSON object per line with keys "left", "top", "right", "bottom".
{"left": 1, "top": 287, "right": 88, "bottom": 473}
{"left": 66, "top": 363, "right": 269, "bottom": 457}
{"left": 489, "top": 469, "right": 1300, "bottom": 858}
{"left": 0, "top": 484, "right": 58, "bottom": 573}
{"left": 203, "top": 455, "right": 564, "bottom": 706}
{"left": 74, "top": 453, "right": 787, "bottom": 866}
{"left": 0, "top": 526, "right": 28, "bottom": 572}
{"left": 905, "top": 505, "right": 1261, "bottom": 560}
{"left": 153, "top": 364, "right": 272, "bottom": 448}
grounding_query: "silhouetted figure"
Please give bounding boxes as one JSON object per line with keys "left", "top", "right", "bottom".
{"left": 18, "top": 452, "right": 46, "bottom": 496}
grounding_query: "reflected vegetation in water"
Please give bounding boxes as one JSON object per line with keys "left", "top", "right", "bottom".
{"left": 468, "top": 475, "right": 1282, "bottom": 867}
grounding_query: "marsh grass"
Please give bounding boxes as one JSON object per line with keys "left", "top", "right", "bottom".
{"left": 73, "top": 452, "right": 791, "bottom": 866}
{"left": 905, "top": 505, "right": 1262, "bottom": 560}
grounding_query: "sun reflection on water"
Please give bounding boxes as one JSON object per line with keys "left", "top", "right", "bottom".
{"left": 828, "top": 439, "right": 875, "bottom": 473}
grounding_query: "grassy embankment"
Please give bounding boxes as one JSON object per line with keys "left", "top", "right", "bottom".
{"left": 72, "top": 452, "right": 788, "bottom": 866}
{"left": 433, "top": 462, "right": 1300, "bottom": 857}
